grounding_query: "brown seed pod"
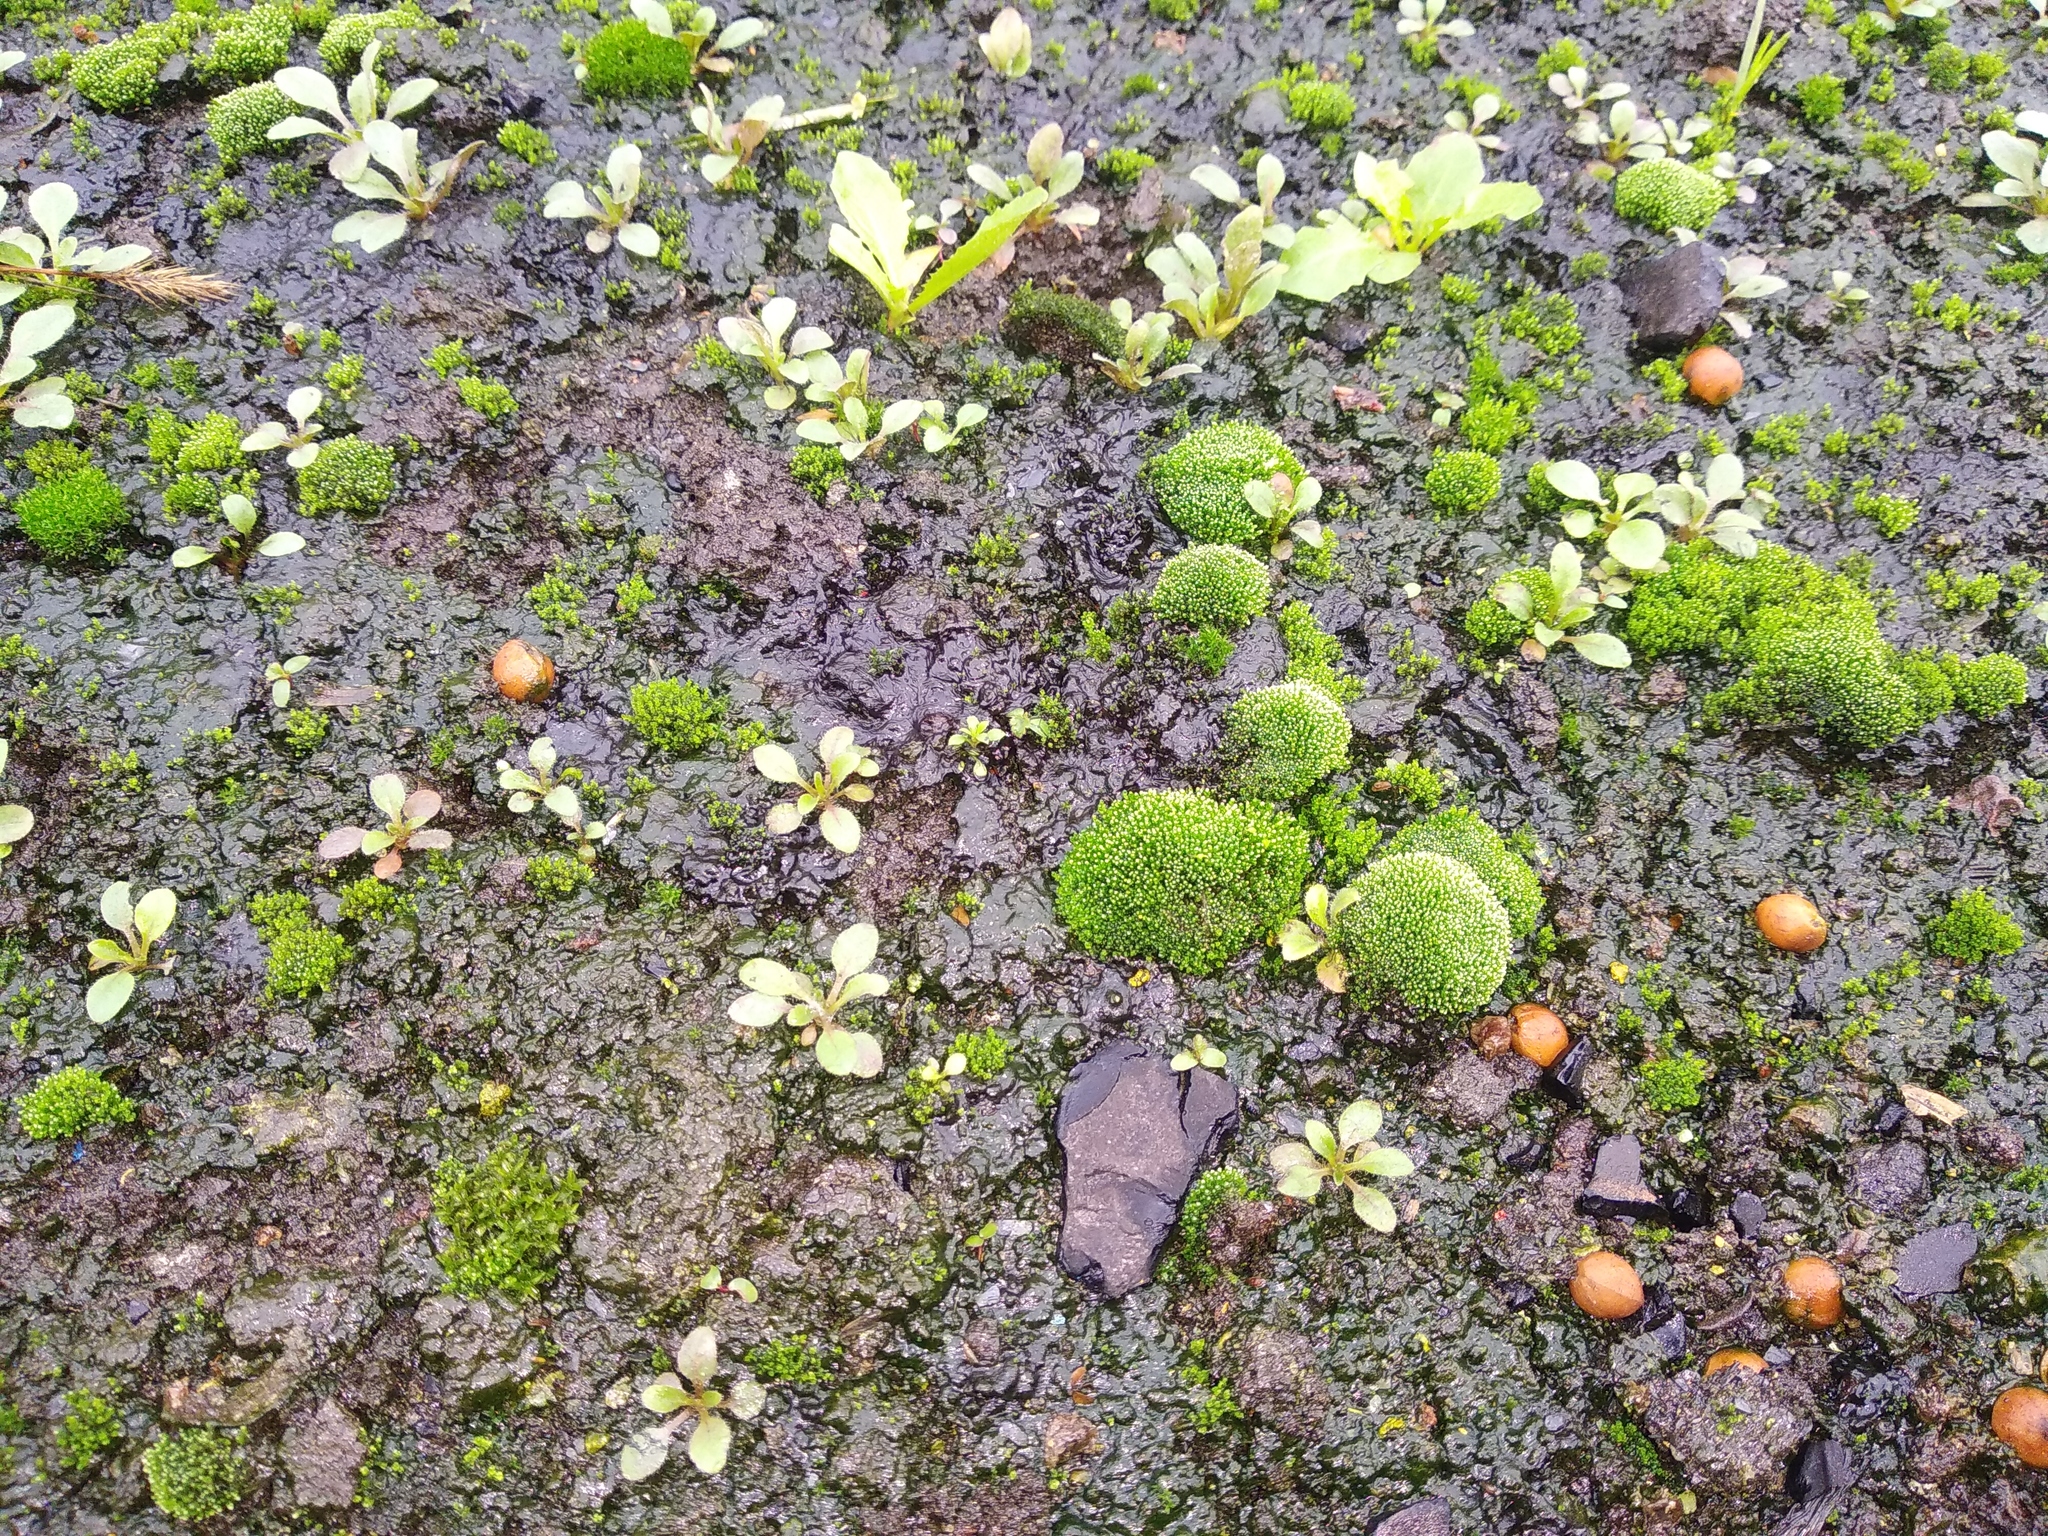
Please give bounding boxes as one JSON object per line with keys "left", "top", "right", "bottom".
{"left": 1681, "top": 345, "right": 1743, "bottom": 406}
{"left": 1509, "top": 1003, "right": 1569, "bottom": 1068}
{"left": 1703, "top": 1348, "right": 1769, "bottom": 1378}
{"left": 492, "top": 638, "right": 556, "bottom": 703}
{"left": 1470, "top": 1014, "right": 1513, "bottom": 1058}
{"left": 1755, "top": 893, "right": 1828, "bottom": 953}
{"left": 1570, "top": 1251, "right": 1645, "bottom": 1320}
{"left": 1991, "top": 1384, "right": 2048, "bottom": 1468}
{"left": 1782, "top": 1255, "right": 1843, "bottom": 1328}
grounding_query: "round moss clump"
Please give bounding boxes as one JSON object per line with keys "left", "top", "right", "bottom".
{"left": 581, "top": 18, "right": 700, "bottom": 100}
{"left": 1425, "top": 449, "right": 1503, "bottom": 514}
{"left": 1144, "top": 421, "right": 1303, "bottom": 546}
{"left": 1152, "top": 544, "right": 1272, "bottom": 631}
{"left": 14, "top": 467, "right": 128, "bottom": 561}
{"left": 143, "top": 1427, "right": 248, "bottom": 1522}
{"left": 17, "top": 1064, "right": 135, "bottom": 1141}
{"left": 1335, "top": 850, "right": 1512, "bottom": 1016}
{"left": 1054, "top": 789, "right": 1310, "bottom": 974}
{"left": 1287, "top": 80, "right": 1356, "bottom": 131}
{"left": 1464, "top": 568, "right": 1550, "bottom": 650}
{"left": 206, "top": 82, "right": 295, "bottom": 168}
{"left": 1384, "top": 807, "right": 1543, "bottom": 938}
{"left": 1224, "top": 681, "right": 1353, "bottom": 799}
{"left": 1613, "top": 158, "right": 1729, "bottom": 235}
{"left": 298, "top": 435, "right": 397, "bottom": 517}
{"left": 1948, "top": 652, "right": 2029, "bottom": 719}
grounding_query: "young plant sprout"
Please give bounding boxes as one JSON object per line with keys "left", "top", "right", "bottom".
{"left": 0, "top": 741, "right": 32, "bottom": 862}
{"left": 698, "top": 1266, "right": 758, "bottom": 1302}
{"left": 1190, "top": 153, "right": 1293, "bottom": 242}
{"left": 542, "top": 143, "right": 659, "bottom": 256}
{"left": 978, "top": 6, "right": 1031, "bottom": 78}
{"left": 1395, "top": 0, "right": 1474, "bottom": 65}
{"left": 1654, "top": 452, "right": 1773, "bottom": 557}
{"left": 0, "top": 300, "right": 77, "bottom": 428}
{"left": 171, "top": 493, "right": 305, "bottom": 570}
{"left": 1092, "top": 299, "right": 1198, "bottom": 392}
{"left": 620, "top": 1327, "right": 766, "bottom": 1481}
{"left": 1171, "top": 1034, "right": 1226, "bottom": 1071}
{"left": 966, "top": 124, "right": 1100, "bottom": 249}
{"left": 717, "top": 298, "right": 834, "bottom": 410}
{"left": 1544, "top": 462, "right": 1669, "bottom": 574}
{"left": 331, "top": 121, "right": 486, "bottom": 252}
{"left": 1961, "top": 113, "right": 2048, "bottom": 254}
{"left": 1654, "top": 113, "right": 1710, "bottom": 159}
{"left": 268, "top": 41, "right": 438, "bottom": 183}
{"left": 240, "top": 386, "right": 325, "bottom": 467}
{"left": 691, "top": 91, "right": 782, "bottom": 185}
{"left": 728, "top": 922, "right": 890, "bottom": 1077}
{"left": 614, "top": 0, "right": 767, "bottom": 76}
{"left": 1443, "top": 93, "right": 1506, "bottom": 150}
{"left": 1707, "top": 151, "right": 1773, "bottom": 206}
{"left": 1242, "top": 471, "right": 1324, "bottom": 560}
{"left": 496, "top": 735, "right": 566, "bottom": 813}
{"left": 795, "top": 393, "right": 924, "bottom": 461}
{"left": 1822, "top": 269, "right": 1871, "bottom": 308}
{"left": 916, "top": 400, "right": 987, "bottom": 452}
{"left": 826, "top": 151, "right": 1047, "bottom": 333}
{"left": 1269, "top": 1098, "right": 1415, "bottom": 1232}
{"left": 86, "top": 881, "right": 177, "bottom": 1024}
{"left": 752, "top": 726, "right": 879, "bottom": 853}
{"left": 910, "top": 1049, "right": 967, "bottom": 1112}
{"left": 1275, "top": 883, "right": 1359, "bottom": 993}
{"left": 0, "top": 182, "right": 231, "bottom": 306}
{"left": 265, "top": 656, "right": 311, "bottom": 706}
{"left": 545, "top": 786, "right": 624, "bottom": 864}
{"left": 1278, "top": 133, "right": 1542, "bottom": 297}
{"left": 1488, "top": 542, "right": 1632, "bottom": 668}
{"left": 1572, "top": 99, "right": 1662, "bottom": 164}
{"left": 319, "top": 773, "right": 453, "bottom": 879}
{"left": 1548, "top": 67, "right": 1628, "bottom": 116}
{"left": 1866, "top": 0, "right": 1952, "bottom": 32}
{"left": 947, "top": 715, "right": 1006, "bottom": 777}
{"left": 1145, "top": 206, "right": 1282, "bottom": 340}
{"left": 1712, "top": 252, "right": 1787, "bottom": 337}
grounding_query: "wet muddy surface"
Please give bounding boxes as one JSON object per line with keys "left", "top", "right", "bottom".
{"left": 0, "top": 0, "right": 2045, "bottom": 1532}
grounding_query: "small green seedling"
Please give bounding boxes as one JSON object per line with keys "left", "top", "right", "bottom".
{"left": 1573, "top": 99, "right": 1661, "bottom": 164}
{"left": 1190, "top": 153, "right": 1291, "bottom": 237}
{"left": 1489, "top": 542, "right": 1632, "bottom": 668}
{"left": 1243, "top": 471, "right": 1324, "bottom": 560}
{"left": 698, "top": 1266, "right": 758, "bottom": 1302}
{"left": 1654, "top": 452, "right": 1772, "bottom": 557}
{"left": 1396, "top": 0, "right": 1474, "bottom": 58}
{"left": 319, "top": 773, "right": 452, "bottom": 879}
{"left": 171, "top": 493, "right": 305, "bottom": 570}
{"left": 795, "top": 392, "right": 924, "bottom": 461}
{"left": 620, "top": 1327, "right": 766, "bottom": 1480}
{"left": 916, "top": 400, "right": 987, "bottom": 453}
{"left": 1171, "top": 1034, "right": 1226, "bottom": 1071}
{"left": 718, "top": 297, "right": 833, "bottom": 409}
{"left": 331, "top": 121, "right": 485, "bottom": 252}
{"left": 911, "top": 1049, "right": 967, "bottom": 1110}
{"left": 544, "top": 785, "right": 624, "bottom": 864}
{"left": 827, "top": 150, "right": 1047, "bottom": 332}
{"left": 240, "top": 386, "right": 326, "bottom": 467}
{"left": 86, "top": 881, "right": 177, "bottom": 1024}
{"left": 0, "top": 298, "right": 75, "bottom": 428}
{"left": 269, "top": 41, "right": 438, "bottom": 182}
{"left": 754, "top": 727, "right": 879, "bottom": 853}
{"left": 978, "top": 6, "right": 1030, "bottom": 77}
{"left": 1276, "top": 883, "right": 1358, "bottom": 993}
{"left": 729, "top": 922, "right": 890, "bottom": 1077}
{"left": 543, "top": 143, "right": 659, "bottom": 256}
{"left": 1867, "top": 0, "right": 1952, "bottom": 32}
{"left": 1443, "top": 92, "right": 1505, "bottom": 149}
{"left": 1145, "top": 206, "right": 1281, "bottom": 340}
{"left": 1961, "top": 113, "right": 2048, "bottom": 254}
{"left": 265, "top": 656, "right": 310, "bottom": 706}
{"left": 967, "top": 123, "right": 1099, "bottom": 244}
{"left": 1544, "top": 461, "right": 1668, "bottom": 575}
{"left": 496, "top": 736, "right": 565, "bottom": 813}
{"left": 947, "top": 716, "right": 1005, "bottom": 777}
{"left": 1093, "top": 299, "right": 1197, "bottom": 392}
{"left": 0, "top": 740, "right": 32, "bottom": 861}
{"left": 1715, "top": 253, "right": 1786, "bottom": 338}
{"left": 1548, "top": 67, "right": 1629, "bottom": 116}
{"left": 1269, "top": 1098, "right": 1414, "bottom": 1231}
{"left": 0, "top": 182, "right": 152, "bottom": 300}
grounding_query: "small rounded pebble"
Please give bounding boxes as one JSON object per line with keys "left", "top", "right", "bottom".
{"left": 1756, "top": 893, "right": 1828, "bottom": 953}
{"left": 1682, "top": 345, "right": 1743, "bottom": 406}
{"left": 1570, "top": 1251, "right": 1645, "bottom": 1320}
{"left": 1509, "top": 1003, "right": 1569, "bottom": 1068}
{"left": 1991, "top": 1385, "right": 2048, "bottom": 1468}
{"left": 1469, "top": 1014, "right": 1513, "bottom": 1058}
{"left": 1703, "top": 1348, "right": 1769, "bottom": 1377}
{"left": 1782, "top": 1255, "right": 1843, "bottom": 1328}
{"left": 492, "top": 638, "right": 556, "bottom": 703}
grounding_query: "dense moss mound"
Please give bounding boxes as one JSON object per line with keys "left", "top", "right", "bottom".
{"left": 1385, "top": 807, "right": 1543, "bottom": 938}
{"left": 1144, "top": 421, "right": 1302, "bottom": 546}
{"left": 1335, "top": 851, "right": 1512, "bottom": 1016}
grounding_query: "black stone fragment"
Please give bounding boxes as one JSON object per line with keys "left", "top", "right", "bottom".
{"left": 1665, "top": 1186, "right": 1709, "bottom": 1231}
{"left": 1542, "top": 1039, "right": 1591, "bottom": 1106}
{"left": 1732, "top": 1191, "right": 1767, "bottom": 1239}
{"left": 1894, "top": 1223, "right": 1978, "bottom": 1300}
{"left": 1786, "top": 1436, "right": 1854, "bottom": 1503}
{"left": 1872, "top": 1099, "right": 1910, "bottom": 1137}
{"left": 1617, "top": 241, "right": 1725, "bottom": 350}
{"left": 1579, "top": 1136, "right": 1668, "bottom": 1222}
{"left": 1369, "top": 1497, "right": 1452, "bottom": 1536}
{"left": 1501, "top": 1134, "right": 1547, "bottom": 1173}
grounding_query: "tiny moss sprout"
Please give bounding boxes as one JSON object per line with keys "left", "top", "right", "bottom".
{"left": 239, "top": 385, "right": 326, "bottom": 467}
{"left": 978, "top": 6, "right": 1031, "bottom": 78}
{"left": 54, "top": 1386, "right": 120, "bottom": 1469}
{"left": 622, "top": 1326, "right": 767, "bottom": 1480}
{"left": 753, "top": 726, "right": 879, "bottom": 853}
{"left": 17, "top": 1063, "right": 134, "bottom": 1141}
{"left": 1224, "top": 681, "right": 1353, "bottom": 799}
{"left": 729, "top": 922, "right": 890, "bottom": 1077}
{"left": 1961, "top": 113, "right": 2048, "bottom": 255}
{"left": 717, "top": 296, "right": 835, "bottom": 409}
{"left": 1269, "top": 1098, "right": 1414, "bottom": 1231}
{"left": 948, "top": 715, "right": 1006, "bottom": 777}
{"left": 143, "top": 1427, "right": 248, "bottom": 1521}
{"left": 318, "top": 773, "right": 453, "bottom": 878}
{"left": 1171, "top": 1034, "right": 1226, "bottom": 1071}
{"left": 543, "top": 143, "right": 659, "bottom": 256}
{"left": 86, "top": 881, "right": 178, "bottom": 1024}
{"left": 1925, "top": 889, "right": 2025, "bottom": 963}
{"left": 827, "top": 151, "right": 1046, "bottom": 333}
{"left": 265, "top": 654, "right": 310, "bottom": 706}
{"left": 0, "top": 739, "right": 32, "bottom": 860}
{"left": 170, "top": 492, "right": 305, "bottom": 571}
{"left": 1276, "top": 882, "right": 1359, "bottom": 992}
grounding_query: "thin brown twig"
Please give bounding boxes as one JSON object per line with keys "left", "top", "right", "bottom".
{"left": 0, "top": 259, "right": 234, "bottom": 306}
